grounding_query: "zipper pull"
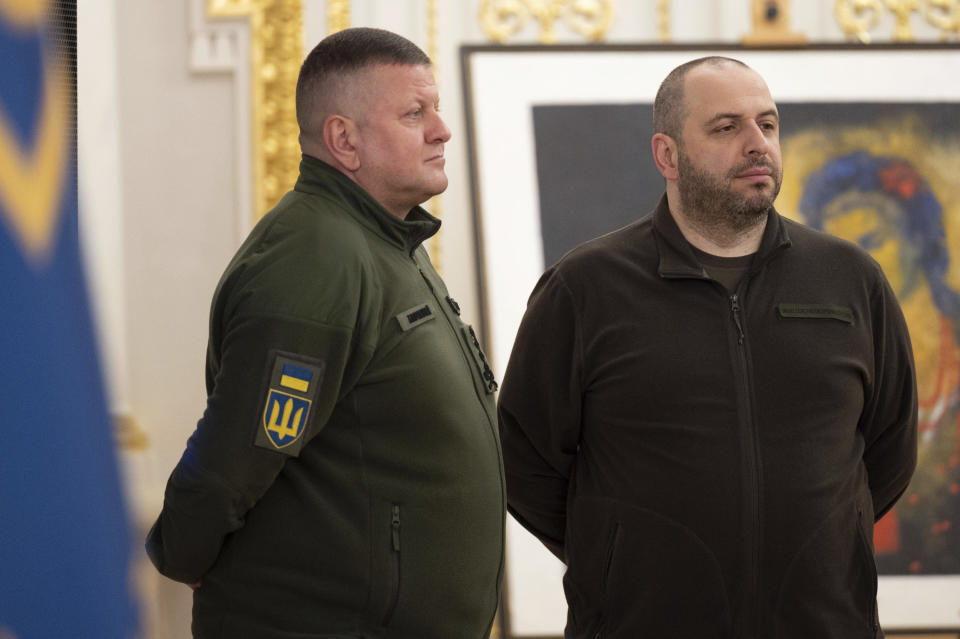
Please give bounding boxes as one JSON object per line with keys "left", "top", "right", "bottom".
{"left": 730, "top": 294, "right": 745, "bottom": 345}
{"left": 391, "top": 505, "right": 401, "bottom": 551}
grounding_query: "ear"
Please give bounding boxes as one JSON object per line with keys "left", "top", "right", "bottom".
{"left": 323, "top": 114, "right": 360, "bottom": 172}
{"left": 651, "top": 133, "right": 679, "bottom": 181}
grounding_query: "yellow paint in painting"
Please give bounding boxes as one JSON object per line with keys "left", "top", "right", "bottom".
{"left": 823, "top": 206, "right": 902, "bottom": 293}
{"left": 924, "top": 137, "right": 960, "bottom": 293}
{"left": 782, "top": 114, "right": 960, "bottom": 281}
{"left": 897, "top": 279, "right": 946, "bottom": 402}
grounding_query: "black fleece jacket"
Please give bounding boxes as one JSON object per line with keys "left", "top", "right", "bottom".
{"left": 498, "top": 195, "right": 918, "bottom": 639}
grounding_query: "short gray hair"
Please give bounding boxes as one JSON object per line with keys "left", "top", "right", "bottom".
{"left": 296, "top": 27, "right": 431, "bottom": 136}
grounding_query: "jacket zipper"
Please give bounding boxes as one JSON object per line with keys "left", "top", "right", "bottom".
{"left": 730, "top": 292, "right": 761, "bottom": 638}
{"left": 382, "top": 504, "right": 401, "bottom": 626}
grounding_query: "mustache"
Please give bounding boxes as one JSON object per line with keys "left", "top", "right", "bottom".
{"left": 729, "top": 158, "right": 778, "bottom": 177}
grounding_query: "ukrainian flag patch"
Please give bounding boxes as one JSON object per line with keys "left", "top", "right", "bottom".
{"left": 255, "top": 353, "right": 324, "bottom": 456}
{"left": 280, "top": 362, "right": 312, "bottom": 392}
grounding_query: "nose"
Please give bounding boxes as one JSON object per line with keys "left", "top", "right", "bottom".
{"left": 428, "top": 111, "right": 451, "bottom": 144}
{"left": 744, "top": 120, "right": 771, "bottom": 157}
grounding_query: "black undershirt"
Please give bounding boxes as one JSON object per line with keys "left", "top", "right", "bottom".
{"left": 689, "top": 244, "right": 755, "bottom": 294}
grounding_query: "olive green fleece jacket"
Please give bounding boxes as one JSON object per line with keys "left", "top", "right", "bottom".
{"left": 146, "top": 155, "right": 505, "bottom": 639}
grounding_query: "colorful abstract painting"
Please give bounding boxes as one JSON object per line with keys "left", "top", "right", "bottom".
{"left": 779, "top": 103, "right": 960, "bottom": 576}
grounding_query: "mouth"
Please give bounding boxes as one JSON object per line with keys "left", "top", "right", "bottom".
{"left": 733, "top": 165, "right": 775, "bottom": 185}
{"left": 426, "top": 154, "right": 445, "bottom": 164}
{"left": 736, "top": 167, "right": 771, "bottom": 178}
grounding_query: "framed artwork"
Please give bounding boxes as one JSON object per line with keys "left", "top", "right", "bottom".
{"left": 461, "top": 43, "right": 960, "bottom": 638}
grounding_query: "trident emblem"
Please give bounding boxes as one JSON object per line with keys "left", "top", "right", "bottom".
{"left": 262, "top": 391, "right": 310, "bottom": 448}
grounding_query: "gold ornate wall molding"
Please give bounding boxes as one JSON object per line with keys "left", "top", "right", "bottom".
{"left": 657, "top": 0, "right": 671, "bottom": 41}
{"left": 924, "top": 0, "right": 960, "bottom": 36}
{"left": 835, "top": 0, "right": 960, "bottom": 42}
{"left": 206, "top": 0, "right": 303, "bottom": 221}
{"left": 327, "top": 0, "right": 350, "bottom": 34}
{"left": 479, "top": 0, "right": 614, "bottom": 43}
{"left": 425, "top": 0, "right": 443, "bottom": 269}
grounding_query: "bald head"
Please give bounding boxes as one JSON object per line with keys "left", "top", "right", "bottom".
{"left": 653, "top": 56, "right": 750, "bottom": 143}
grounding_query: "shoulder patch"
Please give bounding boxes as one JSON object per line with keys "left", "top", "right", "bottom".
{"left": 255, "top": 353, "right": 325, "bottom": 456}
{"left": 396, "top": 302, "right": 436, "bottom": 331}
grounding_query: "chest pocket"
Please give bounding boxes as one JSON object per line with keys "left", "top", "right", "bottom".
{"left": 777, "top": 303, "right": 855, "bottom": 326}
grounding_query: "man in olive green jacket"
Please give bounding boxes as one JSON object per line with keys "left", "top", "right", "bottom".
{"left": 146, "top": 27, "right": 504, "bottom": 639}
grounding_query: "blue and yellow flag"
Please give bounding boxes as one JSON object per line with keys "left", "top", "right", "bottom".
{"left": 0, "top": 2, "right": 138, "bottom": 637}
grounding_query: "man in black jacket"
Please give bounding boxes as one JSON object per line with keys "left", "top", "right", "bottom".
{"left": 498, "top": 56, "right": 917, "bottom": 638}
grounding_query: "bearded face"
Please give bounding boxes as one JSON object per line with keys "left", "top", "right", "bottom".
{"left": 676, "top": 145, "right": 783, "bottom": 236}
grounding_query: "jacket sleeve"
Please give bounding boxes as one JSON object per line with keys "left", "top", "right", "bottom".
{"left": 144, "top": 310, "right": 369, "bottom": 583}
{"left": 497, "top": 268, "right": 583, "bottom": 562}
{"left": 860, "top": 274, "right": 918, "bottom": 520}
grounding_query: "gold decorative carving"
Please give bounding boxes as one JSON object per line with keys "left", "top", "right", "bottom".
{"left": 835, "top": 0, "right": 884, "bottom": 42}
{"left": 425, "top": 0, "right": 443, "bottom": 270}
{"left": 208, "top": 0, "right": 303, "bottom": 220}
{"left": 479, "top": 0, "right": 531, "bottom": 42}
{"left": 886, "top": 0, "right": 919, "bottom": 41}
{"left": 327, "top": 0, "right": 350, "bottom": 34}
{"left": 924, "top": 0, "right": 960, "bottom": 38}
{"left": 479, "top": 0, "right": 614, "bottom": 44}
{"left": 657, "top": 0, "right": 671, "bottom": 42}
{"left": 742, "top": 0, "right": 806, "bottom": 44}
{"left": 836, "top": 0, "right": 959, "bottom": 41}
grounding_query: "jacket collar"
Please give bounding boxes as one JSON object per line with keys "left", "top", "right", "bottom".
{"left": 652, "top": 193, "right": 792, "bottom": 279}
{"left": 293, "top": 154, "right": 441, "bottom": 254}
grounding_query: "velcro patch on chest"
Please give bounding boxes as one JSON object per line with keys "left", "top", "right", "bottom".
{"left": 777, "top": 303, "right": 855, "bottom": 325}
{"left": 396, "top": 302, "right": 436, "bottom": 331}
{"left": 255, "top": 353, "right": 325, "bottom": 456}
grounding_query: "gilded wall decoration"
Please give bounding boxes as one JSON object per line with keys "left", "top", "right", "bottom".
{"left": 836, "top": 0, "right": 960, "bottom": 42}
{"left": 207, "top": 0, "right": 303, "bottom": 219}
{"left": 479, "top": 0, "right": 614, "bottom": 43}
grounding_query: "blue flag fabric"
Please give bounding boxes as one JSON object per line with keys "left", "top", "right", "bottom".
{"left": 0, "top": 3, "right": 138, "bottom": 638}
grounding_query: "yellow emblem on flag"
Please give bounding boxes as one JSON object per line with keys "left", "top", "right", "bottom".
{"left": 0, "top": 0, "right": 49, "bottom": 28}
{"left": 0, "top": 0, "right": 66, "bottom": 263}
